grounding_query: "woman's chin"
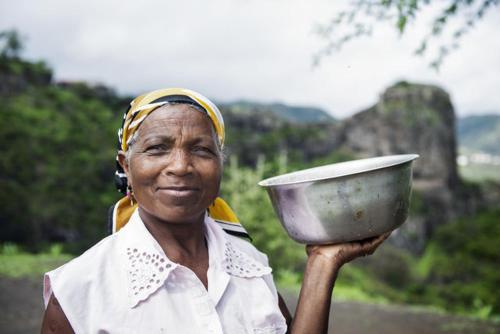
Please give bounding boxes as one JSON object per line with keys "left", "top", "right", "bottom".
{"left": 140, "top": 204, "right": 206, "bottom": 225}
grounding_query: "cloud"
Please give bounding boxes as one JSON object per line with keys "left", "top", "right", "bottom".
{"left": 1, "top": 0, "right": 499, "bottom": 117}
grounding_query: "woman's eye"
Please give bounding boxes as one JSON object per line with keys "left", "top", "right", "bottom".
{"left": 145, "top": 144, "right": 168, "bottom": 153}
{"left": 193, "top": 146, "right": 214, "bottom": 155}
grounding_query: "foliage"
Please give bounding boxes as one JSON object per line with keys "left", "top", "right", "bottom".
{"left": 0, "top": 29, "right": 24, "bottom": 59}
{"left": 314, "top": 0, "right": 499, "bottom": 70}
{"left": 0, "top": 66, "right": 122, "bottom": 251}
{"left": 220, "top": 156, "right": 306, "bottom": 276}
{"left": 410, "top": 208, "right": 500, "bottom": 318}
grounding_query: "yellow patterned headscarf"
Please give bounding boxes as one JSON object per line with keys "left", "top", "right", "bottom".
{"left": 111, "top": 88, "right": 247, "bottom": 238}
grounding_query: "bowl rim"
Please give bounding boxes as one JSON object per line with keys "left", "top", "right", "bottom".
{"left": 258, "top": 154, "right": 419, "bottom": 187}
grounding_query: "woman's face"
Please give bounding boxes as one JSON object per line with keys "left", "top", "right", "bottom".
{"left": 119, "top": 104, "right": 223, "bottom": 225}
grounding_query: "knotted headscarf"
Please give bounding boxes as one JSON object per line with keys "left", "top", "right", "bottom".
{"left": 110, "top": 88, "right": 248, "bottom": 238}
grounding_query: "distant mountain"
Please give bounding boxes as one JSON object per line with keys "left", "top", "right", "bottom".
{"left": 221, "top": 100, "right": 335, "bottom": 123}
{"left": 457, "top": 114, "right": 500, "bottom": 155}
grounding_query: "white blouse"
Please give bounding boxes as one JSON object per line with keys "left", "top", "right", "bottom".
{"left": 43, "top": 210, "right": 287, "bottom": 333}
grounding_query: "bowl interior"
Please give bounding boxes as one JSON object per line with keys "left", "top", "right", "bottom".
{"left": 259, "top": 154, "right": 419, "bottom": 187}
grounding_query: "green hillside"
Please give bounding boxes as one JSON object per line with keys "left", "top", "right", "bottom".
{"left": 221, "top": 100, "right": 335, "bottom": 123}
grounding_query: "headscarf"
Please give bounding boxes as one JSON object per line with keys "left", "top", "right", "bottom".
{"left": 110, "top": 88, "right": 249, "bottom": 239}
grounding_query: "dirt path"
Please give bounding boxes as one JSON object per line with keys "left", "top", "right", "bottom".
{"left": 280, "top": 291, "right": 500, "bottom": 334}
{"left": 0, "top": 277, "right": 44, "bottom": 334}
{"left": 1, "top": 277, "right": 498, "bottom": 334}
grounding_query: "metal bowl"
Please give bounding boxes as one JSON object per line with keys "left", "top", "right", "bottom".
{"left": 258, "top": 154, "right": 419, "bottom": 244}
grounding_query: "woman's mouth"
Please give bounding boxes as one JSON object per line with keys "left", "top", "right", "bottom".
{"left": 157, "top": 186, "right": 200, "bottom": 198}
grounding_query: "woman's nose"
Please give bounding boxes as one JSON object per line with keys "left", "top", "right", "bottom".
{"left": 164, "top": 149, "right": 193, "bottom": 176}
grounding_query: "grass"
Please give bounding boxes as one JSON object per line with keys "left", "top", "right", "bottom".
{"left": 0, "top": 243, "right": 73, "bottom": 278}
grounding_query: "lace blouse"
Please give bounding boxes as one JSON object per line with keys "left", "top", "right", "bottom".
{"left": 43, "top": 210, "right": 287, "bottom": 333}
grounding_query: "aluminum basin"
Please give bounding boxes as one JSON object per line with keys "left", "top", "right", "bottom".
{"left": 258, "top": 154, "right": 419, "bottom": 244}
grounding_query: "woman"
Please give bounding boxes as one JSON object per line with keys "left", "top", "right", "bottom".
{"left": 41, "top": 88, "right": 389, "bottom": 333}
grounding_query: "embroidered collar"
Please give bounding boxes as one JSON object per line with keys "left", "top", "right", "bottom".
{"left": 119, "top": 211, "right": 271, "bottom": 308}
{"left": 205, "top": 214, "right": 271, "bottom": 278}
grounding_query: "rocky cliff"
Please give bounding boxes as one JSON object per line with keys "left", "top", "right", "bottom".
{"left": 330, "top": 82, "right": 463, "bottom": 251}
{"left": 338, "top": 82, "right": 459, "bottom": 186}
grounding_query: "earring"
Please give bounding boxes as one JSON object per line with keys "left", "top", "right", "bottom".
{"left": 127, "top": 185, "right": 135, "bottom": 206}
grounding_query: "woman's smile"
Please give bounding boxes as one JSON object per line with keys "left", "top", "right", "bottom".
{"left": 156, "top": 186, "right": 200, "bottom": 200}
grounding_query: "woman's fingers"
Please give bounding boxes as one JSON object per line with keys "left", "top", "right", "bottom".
{"left": 358, "top": 231, "right": 392, "bottom": 256}
{"left": 306, "top": 230, "right": 392, "bottom": 266}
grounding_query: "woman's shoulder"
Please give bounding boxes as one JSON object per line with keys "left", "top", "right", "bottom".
{"left": 43, "top": 232, "right": 124, "bottom": 303}
{"left": 225, "top": 233, "right": 270, "bottom": 266}
{"left": 206, "top": 215, "right": 271, "bottom": 268}
{"left": 42, "top": 232, "right": 129, "bottom": 332}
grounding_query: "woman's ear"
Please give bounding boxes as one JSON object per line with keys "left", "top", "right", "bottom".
{"left": 117, "top": 150, "right": 130, "bottom": 176}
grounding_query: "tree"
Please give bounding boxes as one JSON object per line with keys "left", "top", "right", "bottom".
{"left": 314, "top": 0, "right": 499, "bottom": 70}
{"left": 0, "top": 29, "right": 24, "bottom": 59}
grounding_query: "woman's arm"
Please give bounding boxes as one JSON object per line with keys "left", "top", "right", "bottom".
{"left": 288, "top": 232, "right": 391, "bottom": 334}
{"left": 41, "top": 294, "right": 74, "bottom": 334}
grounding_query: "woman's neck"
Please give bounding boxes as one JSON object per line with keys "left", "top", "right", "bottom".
{"left": 137, "top": 207, "right": 208, "bottom": 265}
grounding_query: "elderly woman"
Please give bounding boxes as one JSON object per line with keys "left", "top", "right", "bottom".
{"left": 41, "top": 88, "right": 389, "bottom": 333}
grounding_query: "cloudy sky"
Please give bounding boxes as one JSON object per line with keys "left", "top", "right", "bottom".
{"left": 2, "top": 0, "right": 499, "bottom": 118}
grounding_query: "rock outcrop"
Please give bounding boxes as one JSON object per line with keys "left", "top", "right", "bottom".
{"left": 331, "top": 82, "right": 467, "bottom": 252}
{"left": 339, "top": 82, "right": 459, "bottom": 186}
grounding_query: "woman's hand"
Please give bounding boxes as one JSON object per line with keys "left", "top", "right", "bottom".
{"left": 306, "top": 231, "right": 392, "bottom": 270}
{"left": 289, "top": 231, "right": 392, "bottom": 334}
